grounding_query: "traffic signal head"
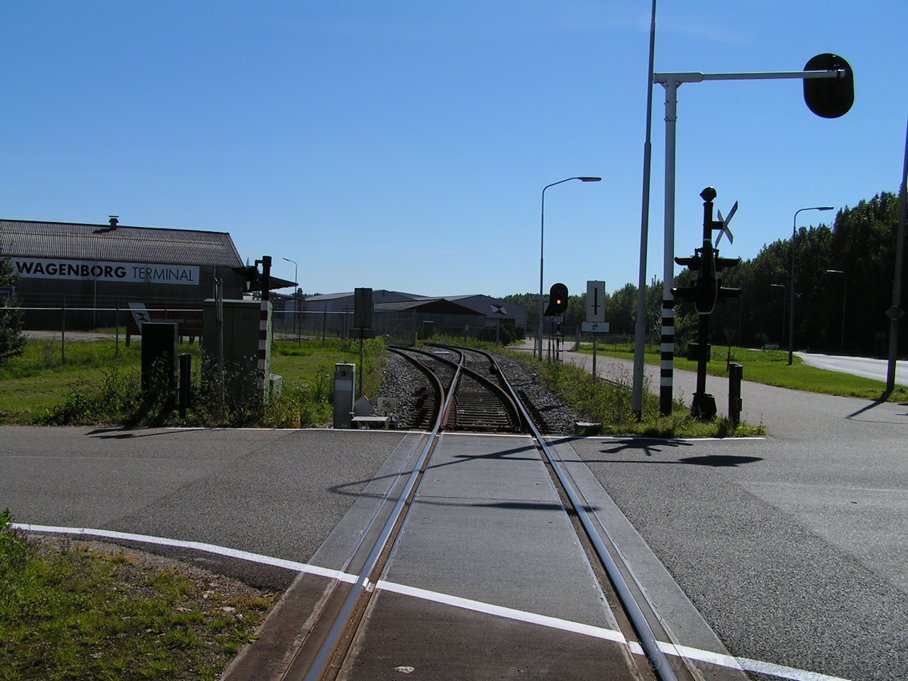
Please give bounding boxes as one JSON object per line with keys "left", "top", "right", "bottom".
{"left": 715, "top": 256, "right": 741, "bottom": 271}
{"left": 672, "top": 245, "right": 740, "bottom": 314}
{"left": 674, "top": 253, "right": 702, "bottom": 270}
{"left": 545, "top": 282, "right": 568, "bottom": 316}
{"left": 237, "top": 264, "right": 260, "bottom": 292}
{"left": 803, "top": 53, "right": 854, "bottom": 119}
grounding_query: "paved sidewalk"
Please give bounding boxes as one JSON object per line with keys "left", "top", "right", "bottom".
{"left": 517, "top": 342, "right": 908, "bottom": 440}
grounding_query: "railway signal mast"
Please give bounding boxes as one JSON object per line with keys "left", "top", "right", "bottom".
{"left": 544, "top": 283, "right": 568, "bottom": 362}
{"left": 637, "top": 52, "right": 855, "bottom": 417}
{"left": 672, "top": 188, "right": 741, "bottom": 419}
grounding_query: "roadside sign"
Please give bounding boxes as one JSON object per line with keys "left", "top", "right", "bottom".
{"left": 586, "top": 280, "right": 606, "bottom": 323}
{"left": 581, "top": 321, "right": 610, "bottom": 334}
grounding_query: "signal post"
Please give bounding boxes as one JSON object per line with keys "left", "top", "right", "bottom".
{"left": 672, "top": 188, "right": 741, "bottom": 419}
{"left": 647, "top": 53, "right": 854, "bottom": 416}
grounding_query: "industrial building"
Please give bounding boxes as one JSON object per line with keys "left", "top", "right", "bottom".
{"left": 0, "top": 217, "right": 256, "bottom": 331}
{"left": 1, "top": 217, "right": 525, "bottom": 343}
{"left": 300, "top": 290, "right": 527, "bottom": 342}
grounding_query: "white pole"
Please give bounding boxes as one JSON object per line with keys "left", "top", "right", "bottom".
{"left": 632, "top": 0, "right": 657, "bottom": 419}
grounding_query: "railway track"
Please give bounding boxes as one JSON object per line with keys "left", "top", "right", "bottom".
{"left": 389, "top": 345, "right": 524, "bottom": 432}
{"left": 226, "top": 346, "right": 710, "bottom": 681}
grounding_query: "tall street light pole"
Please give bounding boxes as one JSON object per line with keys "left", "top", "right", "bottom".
{"left": 826, "top": 269, "right": 846, "bottom": 352}
{"left": 538, "top": 176, "right": 601, "bottom": 361}
{"left": 770, "top": 283, "right": 786, "bottom": 348}
{"left": 788, "top": 206, "right": 834, "bottom": 365}
{"left": 282, "top": 257, "right": 298, "bottom": 340}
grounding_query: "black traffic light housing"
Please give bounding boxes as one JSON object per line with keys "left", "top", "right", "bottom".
{"left": 239, "top": 265, "right": 260, "bottom": 292}
{"left": 673, "top": 241, "right": 741, "bottom": 314}
{"left": 672, "top": 251, "right": 702, "bottom": 302}
{"left": 545, "top": 283, "right": 568, "bottom": 316}
{"left": 803, "top": 53, "right": 854, "bottom": 119}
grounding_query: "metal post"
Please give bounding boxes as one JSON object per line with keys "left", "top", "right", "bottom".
{"left": 592, "top": 334, "right": 598, "bottom": 379}
{"left": 887, "top": 116, "right": 908, "bottom": 392}
{"left": 538, "top": 177, "right": 601, "bottom": 361}
{"left": 632, "top": 0, "right": 658, "bottom": 419}
{"left": 825, "top": 269, "right": 847, "bottom": 352}
{"left": 538, "top": 187, "right": 546, "bottom": 361}
{"left": 359, "top": 329, "right": 365, "bottom": 399}
{"left": 61, "top": 296, "right": 66, "bottom": 364}
{"left": 659, "top": 78, "right": 679, "bottom": 415}
{"left": 790, "top": 206, "right": 835, "bottom": 365}
{"left": 179, "top": 353, "right": 191, "bottom": 418}
{"left": 215, "top": 278, "right": 225, "bottom": 420}
{"left": 770, "top": 284, "right": 786, "bottom": 347}
{"left": 728, "top": 363, "right": 743, "bottom": 428}
{"left": 788, "top": 217, "right": 797, "bottom": 366}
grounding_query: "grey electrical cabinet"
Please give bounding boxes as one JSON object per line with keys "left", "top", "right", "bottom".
{"left": 202, "top": 299, "right": 272, "bottom": 398}
{"left": 334, "top": 363, "right": 355, "bottom": 428}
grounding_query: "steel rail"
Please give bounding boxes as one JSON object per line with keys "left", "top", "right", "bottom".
{"left": 388, "top": 347, "right": 446, "bottom": 430}
{"left": 479, "top": 348, "right": 680, "bottom": 681}
{"left": 421, "top": 344, "right": 524, "bottom": 431}
{"left": 301, "top": 352, "right": 465, "bottom": 681}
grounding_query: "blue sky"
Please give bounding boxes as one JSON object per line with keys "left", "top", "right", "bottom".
{"left": 2, "top": 1, "right": 906, "bottom": 299}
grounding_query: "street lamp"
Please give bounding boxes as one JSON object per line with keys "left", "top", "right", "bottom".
{"left": 770, "top": 283, "right": 786, "bottom": 349}
{"left": 826, "top": 269, "right": 846, "bottom": 353}
{"left": 282, "top": 257, "right": 299, "bottom": 341}
{"left": 789, "top": 206, "right": 834, "bottom": 365}
{"left": 538, "top": 176, "right": 602, "bottom": 360}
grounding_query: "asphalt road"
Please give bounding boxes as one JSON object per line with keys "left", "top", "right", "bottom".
{"left": 796, "top": 351, "right": 908, "bottom": 386}
{"left": 0, "top": 427, "right": 410, "bottom": 589}
{"left": 2, "top": 354, "right": 907, "bottom": 680}
{"left": 558, "top": 348, "right": 908, "bottom": 681}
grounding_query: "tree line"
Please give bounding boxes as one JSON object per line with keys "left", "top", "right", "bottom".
{"left": 505, "top": 190, "right": 906, "bottom": 357}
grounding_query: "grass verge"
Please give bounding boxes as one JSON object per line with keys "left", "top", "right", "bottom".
{"left": 509, "top": 348, "right": 763, "bottom": 438}
{"left": 0, "top": 336, "right": 386, "bottom": 427}
{"left": 0, "top": 510, "right": 275, "bottom": 681}
{"left": 577, "top": 343, "right": 908, "bottom": 403}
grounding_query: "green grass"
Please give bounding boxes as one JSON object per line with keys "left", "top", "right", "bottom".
{"left": 0, "top": 510, "right": 275, "bottom": 681}
{"left": 506, "top": 347, "right": 762, "bottom": 439}
{"left": 0, "top": 336, "right": 386, "bottom": 427}
{"left": 576, "top": 343, "right": 908, "bottom": 403}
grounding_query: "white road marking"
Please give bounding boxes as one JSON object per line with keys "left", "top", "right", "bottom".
{"left": 13, "top": 523, "right": 355, "bottom": 583}
{"left": 13, "top": 524, "right": 851, "bottom": 681}
{"left": 377, "top": 580, "right": 627, "bottom": 644}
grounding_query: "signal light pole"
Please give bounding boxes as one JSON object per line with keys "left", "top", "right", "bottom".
{"left": 825, "top": 269, "right": 847, "bottom": 353}
{"left": 647, "top": 61, "right": 851, "bottom": 414}
{"left": 788, "top": 206, "right": 834, "bottom": 365}
{"left": 537, "top": 176, "right": 601, "bottom": 361}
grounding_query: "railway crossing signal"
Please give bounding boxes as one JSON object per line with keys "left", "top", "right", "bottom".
{"left": 672, "top": 188, "right": 742, "bottom": 419}
{"left": 545, "top": 283, "right": 568, "bottom": 316}
{"left": 649, "top": 53, "right": 855, "bottom": 418}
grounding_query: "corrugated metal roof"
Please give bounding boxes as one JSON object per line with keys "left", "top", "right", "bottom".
{"left": 0, "top": 219, "right": 243, "bottom": 267}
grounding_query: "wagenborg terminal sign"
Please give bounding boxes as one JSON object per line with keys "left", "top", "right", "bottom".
{"left": 13, "top": 258, "right": 200, "bottom": 286}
